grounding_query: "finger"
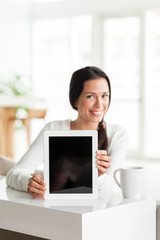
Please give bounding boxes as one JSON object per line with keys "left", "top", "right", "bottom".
{"left": 32, "top": 174, "right": 46, "bottom": 186}
{"left": 97, "top": 160, "right": 111, "bottom": 168}
{"left": 28, "top": 185, "right": 45, "bottom": 196}
{"left": 28, "top": 190, "right": 45, "bottom": 199}
{"left": 29, "top": 178, "right": 46, "bottom": 192}
{"left": 97, "top": 165, "right": 107, "bottom": 173}
{"left": 97, "top": 155, "right": 111, "bottom": 162}
{"left": 30, "top": 179, "right": 46, "bottom": 191}
{"left": 96, "top": 150, "right": 107, "bottom": 156}
{"left": 28, "top": 187, "right": 45, "bottom": 198}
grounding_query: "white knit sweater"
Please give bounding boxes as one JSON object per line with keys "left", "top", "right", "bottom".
{"left": 6, "top": 119, "right": 129, "bottom": 195}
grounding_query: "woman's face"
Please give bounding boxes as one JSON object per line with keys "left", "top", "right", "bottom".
{"left": 75, "top": 78, "right": 110, "bottom": 125}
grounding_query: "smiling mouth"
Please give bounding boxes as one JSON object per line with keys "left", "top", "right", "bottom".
{"left": 90, "top": 111, "right": 103, "bottom": 116}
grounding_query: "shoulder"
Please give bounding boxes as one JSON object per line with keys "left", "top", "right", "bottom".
{"left": 43, "top": 119, "right": 71, "bottom": 131}
{"left": 106, "top": 122, "right": 129, "bottom": 151}
{"left": 107, "top": 122, "right": 128, "bottom": 138}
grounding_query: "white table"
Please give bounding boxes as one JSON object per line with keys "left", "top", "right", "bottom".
{"left": 0, "top": 176, "right": 156, "bottom": 240}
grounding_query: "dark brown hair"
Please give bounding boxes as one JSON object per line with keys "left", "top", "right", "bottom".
{"left": 69, "top": 66, "right": 111, "bottom": 150}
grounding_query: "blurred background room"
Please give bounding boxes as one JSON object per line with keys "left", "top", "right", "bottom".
{"left": 0, "top": 0, "right": 160, "bottom": 197}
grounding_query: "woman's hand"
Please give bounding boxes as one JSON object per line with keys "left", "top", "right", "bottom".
{"left": 28, "top": 174, "right": 46, "bottom": 198}
{"left": 96, "top": 150, "right": 111, "bottom": 177}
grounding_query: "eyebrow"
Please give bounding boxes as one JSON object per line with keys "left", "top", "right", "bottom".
{"left": 84, "top": 91, "right": 109, "bottom": 95}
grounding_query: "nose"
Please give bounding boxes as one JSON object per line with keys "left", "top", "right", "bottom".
{"left": 95, "top": 97, "right": 102, "bottom": 108}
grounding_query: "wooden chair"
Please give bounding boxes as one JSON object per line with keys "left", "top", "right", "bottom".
{"left": 0, "top": 107, "right": 16, "bottom": 158}
{"left": 0, "top": 108, "right": 47, "bottom": 158}
{"left": 18, "top": 109, "right": 47, "bottom": 146}
{"left": 0, "top": 108, "right": 5, "bottom": 156}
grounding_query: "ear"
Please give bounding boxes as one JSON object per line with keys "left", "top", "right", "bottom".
{"left": 75, "top": 99, "right": 79, "bottom": 108}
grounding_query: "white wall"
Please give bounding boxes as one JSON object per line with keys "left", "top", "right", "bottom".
{"left": 0, "top": 0, "right": 32, "bottom": 77}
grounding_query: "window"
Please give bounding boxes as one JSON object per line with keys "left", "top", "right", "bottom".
{"left": 32, "top": 10, "right": 160, "bottom": 159}
{"left": 103, "top": 17, "right": 140, "bottom": 152}
{"left": 32, "top": 16, "right": 92, "bottom": 121}
{"left": 144, "top": 10, "right": 160, "bottom": 158}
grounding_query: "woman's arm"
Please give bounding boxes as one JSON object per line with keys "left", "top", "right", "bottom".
{"left": 6, "top": 123, "right": 50, "bottom": 192}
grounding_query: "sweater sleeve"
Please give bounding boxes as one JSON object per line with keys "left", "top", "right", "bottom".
{"left": 98, "top": 125, "right": 129, "bottom": 194}
{"left": 6, "top": 122, "right": 51, "bottom": 192}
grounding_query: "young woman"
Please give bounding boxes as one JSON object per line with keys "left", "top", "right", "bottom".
{"left": 6, "top": 66, "right": 128, "bottom": 198}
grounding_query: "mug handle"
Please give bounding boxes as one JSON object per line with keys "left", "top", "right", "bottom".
{"left": 113, "top": 169, "right": 121, "bottom": 188}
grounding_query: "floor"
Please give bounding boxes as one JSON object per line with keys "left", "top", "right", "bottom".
{"left": 0, "top": 229, "right": 47, "bottom": 240}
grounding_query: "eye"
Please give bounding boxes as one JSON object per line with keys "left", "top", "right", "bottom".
{"left": 86, "top": 95, "right": 94, "bottom": 99}
{"left": 102, "top": 94, "right": 109, "bottom": 98}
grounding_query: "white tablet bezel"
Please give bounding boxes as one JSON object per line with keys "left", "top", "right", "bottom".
{"left": 44, "top": 130, "right": 98, "bottom": 200}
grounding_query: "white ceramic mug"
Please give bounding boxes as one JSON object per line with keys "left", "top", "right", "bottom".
{"left": 113, "top": 167, "right": 144, "bottom": 199}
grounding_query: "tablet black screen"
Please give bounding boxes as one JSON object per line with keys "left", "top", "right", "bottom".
{"left": 49, "top": 136, "right": 92, "bottom": 194}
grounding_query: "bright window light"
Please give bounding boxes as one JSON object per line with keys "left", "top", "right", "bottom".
{"left": 32, "top": 16, "right": 92, "bottom": 124}
{"left": 144, "top": 10, "right": 160, "bottom": 158}
{"left": 103, "top": 17, "right": 140, "bottom": 152}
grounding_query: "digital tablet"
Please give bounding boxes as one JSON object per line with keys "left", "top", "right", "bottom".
{"left": 44, "top": 130, "right": 98, "bottom": 199}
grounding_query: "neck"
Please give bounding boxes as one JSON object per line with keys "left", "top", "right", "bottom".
{"left": 71, "top": 119, "right": 99, "bottom": 130}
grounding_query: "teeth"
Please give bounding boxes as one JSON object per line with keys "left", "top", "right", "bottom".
{"left": 92, "top": 112, "right": 101, "bottom": 114}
